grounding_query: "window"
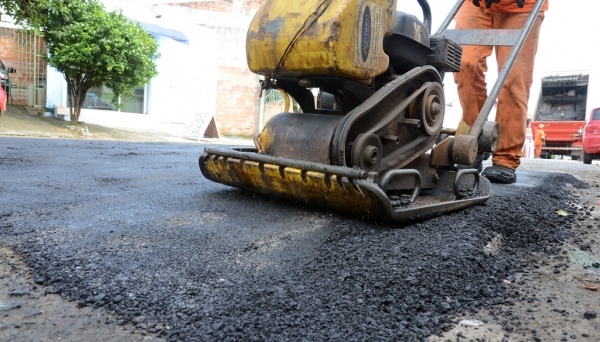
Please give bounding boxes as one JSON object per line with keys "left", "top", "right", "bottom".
{"left": 121, "top": 86, "right": 145, "bottom": 113}
{"left": 593, "top": 109, "right": 600, "bottom": 121}
{"left": 83, "top": 85, "right": 145, "bottom": 113}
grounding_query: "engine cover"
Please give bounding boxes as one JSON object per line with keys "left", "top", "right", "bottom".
{"left": 246, "top": 0, "right": 398, "bottom": 82}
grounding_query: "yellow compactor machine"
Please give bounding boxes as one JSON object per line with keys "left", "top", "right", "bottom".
{"left": 199, "top": 0, "right": 546, "bottom": 222}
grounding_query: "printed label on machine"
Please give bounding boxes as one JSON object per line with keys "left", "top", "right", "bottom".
{"left": 354, "top": 1, "right": 382, "bottom": 70}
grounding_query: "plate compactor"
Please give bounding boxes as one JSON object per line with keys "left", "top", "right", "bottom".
{"left": 200, "top": 0, "right": 545, "bottom": 223}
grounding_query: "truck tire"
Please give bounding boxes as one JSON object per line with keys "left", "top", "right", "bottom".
{"left": 583, "top": 151, "right": 593, "bottom": 164}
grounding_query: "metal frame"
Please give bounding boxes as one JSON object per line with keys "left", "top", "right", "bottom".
{"left": 434, "top": 0, "right": 547, "bottom": 140}
{"left": 0, "top": 24, "right": 47, "bottom": 107}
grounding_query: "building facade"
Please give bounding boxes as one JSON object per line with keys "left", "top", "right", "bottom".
{"left": 0, "top": 22, "right": 47, "bottom": 107}
{"left": 43, "top": 0, "right": 268, "bottom": 137}
{"left": 155, "top": 0, "right": 267, "bottom": 136}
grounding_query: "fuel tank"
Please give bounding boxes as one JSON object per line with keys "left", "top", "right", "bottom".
{"left": 246, "top": 0, "right": 398, "bottom": 82}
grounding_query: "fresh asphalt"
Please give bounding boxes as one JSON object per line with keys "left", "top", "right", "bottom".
{"left": 0, "top": 137, "right": 589, "bottom": 341}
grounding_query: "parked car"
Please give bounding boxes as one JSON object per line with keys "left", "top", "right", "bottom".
{"left": 582, "top": 107, "right": 600, "bottom": 164}
{"left": 0, "top": 59, "right": 16, "bottom": 97}
{"left": 83, "top": 92, "right": 114, "bottom": 110}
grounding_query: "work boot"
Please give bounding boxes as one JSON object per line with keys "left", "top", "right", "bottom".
{"left": 456, "top": 152, "right": 491, "bottom": 173}
{"left": 481, "top": 164, "right": 517, "bottom": 184}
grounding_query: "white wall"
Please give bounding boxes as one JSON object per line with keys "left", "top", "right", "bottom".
{"left": 45, "top": 66, "right": 67, "bottom": 109}
{"left": 45, "top": 18, "right": 219, "bottom": 136}
{"left": 586, "top": 71, "right": 600, "bottom": 119}
{"left": 148, "top": 25, "right": 218, "bottom": 125}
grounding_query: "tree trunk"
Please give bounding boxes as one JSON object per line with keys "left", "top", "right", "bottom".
{"left": 66, "top": 78, "right": 78, "bottom": 126}
{"left": 74, "top": 93, "right": 84, "bottom": 124}
{"left": 66, "top": 76, "right": 91, "bottom": 126}
{"left": 67, "top": 87, "right": 73, "bottom": 125}
{"left": 73, "top": 80, "right": 91, "bottom": 126}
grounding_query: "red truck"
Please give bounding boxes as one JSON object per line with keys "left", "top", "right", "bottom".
{"left": 530, "top": 73, "right": 588, "bottom": 160}
{"left": 582, "top": 107, "right": 600, "bottom": 164}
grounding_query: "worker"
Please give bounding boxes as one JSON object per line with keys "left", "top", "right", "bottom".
{"left": 533, "top": 123, "right": 546, "bottom": 158}
{"left": 454, "top": 0, "right": 549, "bottom": 183}
{"left": 0, "top": 74, "right": 6, "bottom": 117}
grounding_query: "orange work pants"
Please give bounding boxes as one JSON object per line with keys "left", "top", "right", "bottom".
{"left": 453, "top": 5, "right": 544, "bottom": 170}
{"left": 534, "top": 144, "right": 543, "bottom": 158}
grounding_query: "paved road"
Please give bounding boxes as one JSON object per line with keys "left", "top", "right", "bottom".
{"left": 1, "top": 137, "right": 598, "bottom": 341}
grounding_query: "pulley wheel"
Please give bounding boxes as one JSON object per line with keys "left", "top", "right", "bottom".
{"left": 419, "top": 83, "right": 445, "bottom": 136}
{"left": 351, "top": 133, "right": 382, "bottom": 172}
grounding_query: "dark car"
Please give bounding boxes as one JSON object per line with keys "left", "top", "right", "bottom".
{"left": 0, "top": 60, "right": 8, "bottom": 91}
{"left": 582, "top": 107, "right": 600, "bottom": 164}
{"left": 0, "top": 59, "right": 16, "bottom": 97}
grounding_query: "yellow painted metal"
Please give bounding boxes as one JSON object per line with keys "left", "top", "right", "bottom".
{"left": 255, "top": 118, "right": 278, "bottom": 153}
{"left": 202, "top": 154, "right": 387, "bottom": 218}
{"left": 199, "top": 150, "right": 493, "bottom": 223}
{"left": 277, "top": 88, "right": 291, "bottom": 112}
{"left": 247, "top": 0, "right": 398, "bottom": 82}
{"left": 455, "top": 120, "right": 472, "bottom": 136}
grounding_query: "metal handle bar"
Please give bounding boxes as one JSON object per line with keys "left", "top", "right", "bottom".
{"left": 454, "top": 169, "right": 480, "bottom": 199}
{"left": 433, "top": 0, "right": 546, "bottom": 140}
{"left": 379, "top": 169, "right": 422, "bottom": 203}
{"left": 416, "top": 0, "right": 432, "bottom": 33}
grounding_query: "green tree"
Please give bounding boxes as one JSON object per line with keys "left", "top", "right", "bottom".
{"left": 43, "top": 0, "right": 158, "bottom": 125}
{"left": 0, "top": 0, "right": 52, "bottom": 28}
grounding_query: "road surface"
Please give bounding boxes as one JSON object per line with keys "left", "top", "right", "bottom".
{"left": 1, "top": 137, "right": 599, "bottom": 341}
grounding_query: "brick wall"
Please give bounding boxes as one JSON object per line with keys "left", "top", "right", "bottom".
{"left": 171, "top": 0, "right": 266, "bottom": 136}
{"left": 0, "top": 27, "right": 47, "bottom": 106}
{"left": 170, "top": 0, "right": 264, "bottom": 15}
{"left": 215, "top": 66, "right": 260, "bottom": 136}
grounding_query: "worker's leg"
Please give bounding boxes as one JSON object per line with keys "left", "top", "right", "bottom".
{"left": 453, "top": 5, "right": 493, "bottom": 127}
{"left": 534, "top": 144, "right": 541, "bottom": 158}
{"left": 492, "top": 11, "right": 545, "bottom": 170}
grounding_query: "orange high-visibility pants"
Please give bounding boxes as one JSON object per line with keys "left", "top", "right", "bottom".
{"left": 534, "top": 144, "right": 543, "bottom": 158}
{"left": 453, "top": 5, "right": 545, "bottom": 170}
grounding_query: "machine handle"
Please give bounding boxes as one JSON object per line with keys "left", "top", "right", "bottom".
{"left": 454, "top": 169, "right": 480, "bottom": 199}
{"left": 433, "top": 0, "right": 546, "bottom": 145}
{"left": 434, "top": 0, "right": 464, "bottom": 35}
{"left": 379, "top": 169, "right": 422, "bottom": 204}
{"left": 416, "top": 0, "right": 432, "bottom": 33}
{"left": 469, "top": 0, "right": 546, "bottom": 140}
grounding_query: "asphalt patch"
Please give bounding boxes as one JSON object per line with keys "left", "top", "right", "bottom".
{"left": 4, "top": 171, "right": 583, "bottom": 341}
{"left": 0, "top": 139, "right": 589, "bottom": 341}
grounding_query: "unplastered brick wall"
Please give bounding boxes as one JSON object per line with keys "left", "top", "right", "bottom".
{"left": 0, "top": 27, "right": 47, "bottom": 106}
{"left": 170, "top": 0, "right": 266, "bottom": 136}
{"left": 170, "top": 0, "right": 264, "bottom": 15}
{"left": 215, "top": 66, "right": 260, "bottom": 136}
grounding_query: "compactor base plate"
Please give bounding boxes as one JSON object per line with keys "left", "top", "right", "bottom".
{"left": 200, "top": 148, "right": 491, "bottom": 224}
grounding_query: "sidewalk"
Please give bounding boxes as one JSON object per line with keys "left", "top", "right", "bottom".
{"left": 0, "top": 105, "right": 253, "bottom": 145}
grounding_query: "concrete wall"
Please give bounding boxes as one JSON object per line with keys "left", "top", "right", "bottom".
{"left": 45, "top": 66, "right": 66, "bottom": 109}
{"left": 54, "top": 105, "right": 162, "bottom": 131}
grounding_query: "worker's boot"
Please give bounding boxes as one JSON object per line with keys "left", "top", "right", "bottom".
{"left": 481, "top": 164, "right": 517, "bottom": 184}
{"left": 456, "top": 152, "right": 491, "bottom": 173}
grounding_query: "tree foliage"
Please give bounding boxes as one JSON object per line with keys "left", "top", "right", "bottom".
{"left": 0, "top": 0, "right": 52, "bottom": 28}
{"left": 43, "top": 0, "right": 158, "bottom": 124}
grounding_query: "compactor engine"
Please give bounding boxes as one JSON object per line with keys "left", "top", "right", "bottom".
{"left": 199, "top": 0, "right": 544, "bottom": 222}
